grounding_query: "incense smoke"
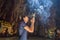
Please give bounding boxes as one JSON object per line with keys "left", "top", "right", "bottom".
{"left": 26, "top": 0, "right": 53, "bottom": 24}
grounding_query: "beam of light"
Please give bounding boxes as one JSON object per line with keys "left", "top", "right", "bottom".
{"left": 26, "top": 0, "right": 53, "bottom": 24}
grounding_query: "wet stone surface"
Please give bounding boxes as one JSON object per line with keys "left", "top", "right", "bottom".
{"left": 0, "top": 37, "right": 53, "bottom": 40}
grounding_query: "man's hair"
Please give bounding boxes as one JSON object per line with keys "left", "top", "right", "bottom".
{"left": 20, "top": 14, "right": 29, "bottom": 21}
{"left": 22, "top": 14, "right": 28, "bottom": 18}
{"left": 22, "top": 14, "right": 29, "bottom": 19}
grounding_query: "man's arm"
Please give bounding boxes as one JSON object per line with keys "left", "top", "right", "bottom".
{"left": 24, "top": 24, "right": 34, "bottom": 33}
{"left": 24, "top": 18, "right": 35, "bottom": 33}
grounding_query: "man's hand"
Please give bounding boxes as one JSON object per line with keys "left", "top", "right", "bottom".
{"left": 30, "top": 17, "right": 35, "bottom": 24}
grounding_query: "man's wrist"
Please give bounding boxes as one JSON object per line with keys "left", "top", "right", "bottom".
{"left": 31, "top": 23, "right": 34, "bottom": 25}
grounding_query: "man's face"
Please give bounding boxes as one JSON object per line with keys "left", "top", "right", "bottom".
{"left": 23, "top": 16, "right": 29, "bottom": 23}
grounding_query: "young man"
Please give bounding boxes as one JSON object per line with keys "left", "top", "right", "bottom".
{"left": 19, "top": 15, "right": 35, "bottom": 40}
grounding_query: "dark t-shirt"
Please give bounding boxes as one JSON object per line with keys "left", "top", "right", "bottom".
{"left": 19, "top": 21, "right": 27, "bottom": 40}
